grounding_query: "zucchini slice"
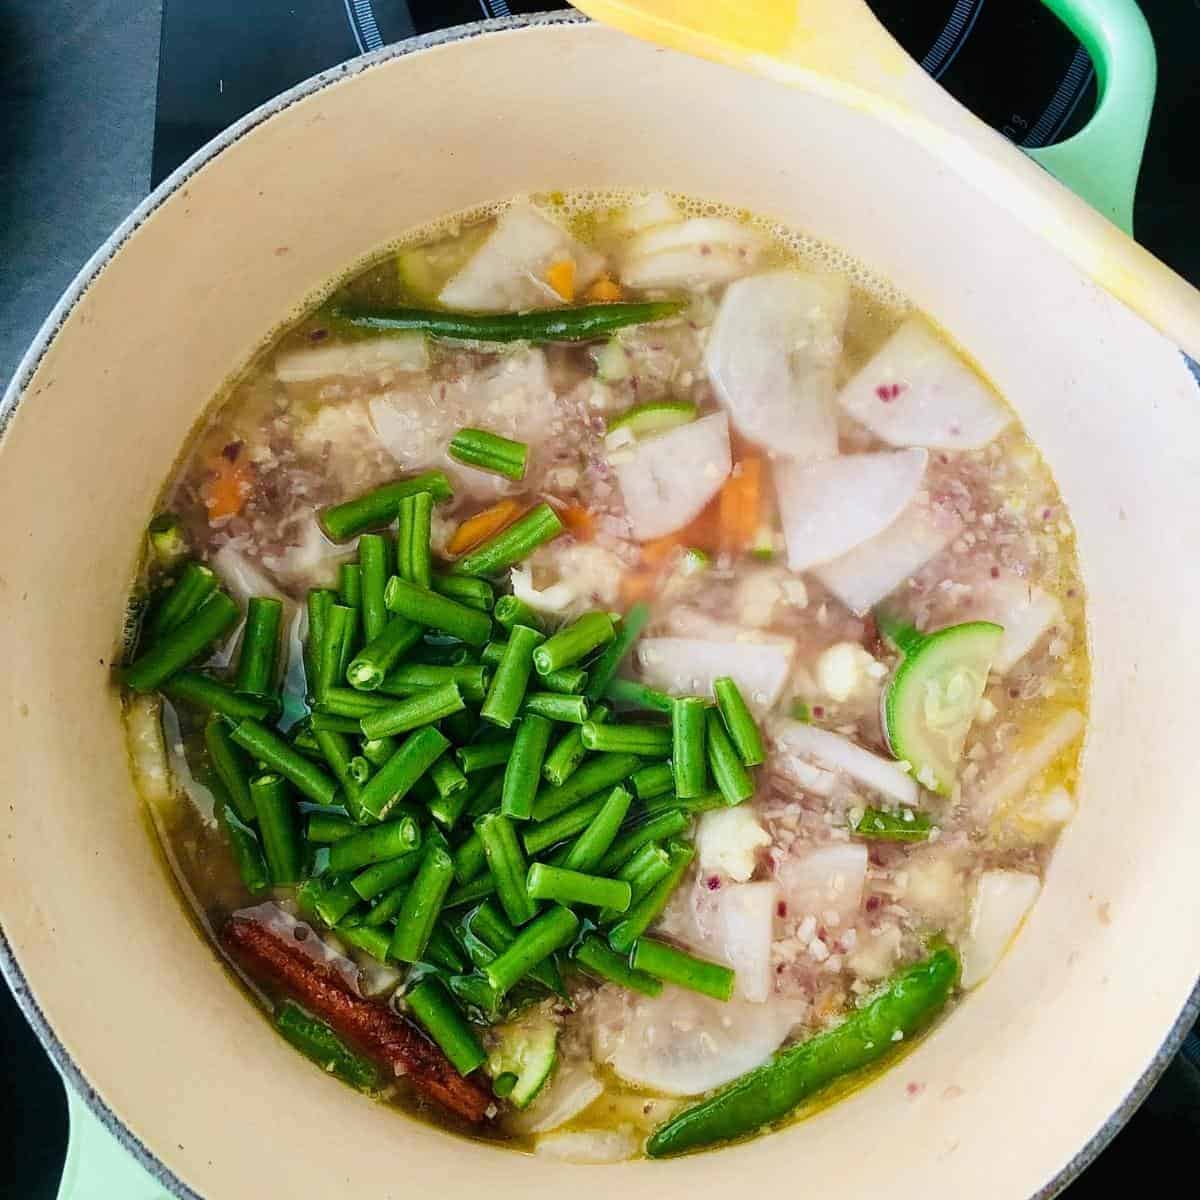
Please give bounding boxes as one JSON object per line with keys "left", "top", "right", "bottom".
{"left": 606, "top": 400, "right": 698, "bottom": 439}
{"left": 487, "top": 1013, "right": 559, "bottom": 1109}
{"left": 882, "top": 620, "right": 1003, "bottom": 795}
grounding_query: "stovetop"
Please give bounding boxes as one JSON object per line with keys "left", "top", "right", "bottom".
{"left": 2, "top": 2, "right": 1198, "bottom": 1197}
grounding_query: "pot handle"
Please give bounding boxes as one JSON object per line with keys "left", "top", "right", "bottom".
{"left": 1024, "top": 0, "right": 1156, "bottom": 236}
{"left": 57, "top": 1084, "right": 171, "bottom": 1200}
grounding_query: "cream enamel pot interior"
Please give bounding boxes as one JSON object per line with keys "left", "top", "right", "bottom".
{"left": 3, "top": 13, "right": 1200, "bottom": 1200}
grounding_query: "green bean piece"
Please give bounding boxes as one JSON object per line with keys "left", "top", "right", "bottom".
{"left": 521, "top": 796, "right": 606, "bottom": 857}
{"left": 500, "top": 715, "right": 553, "bottom": 821}
{"left": 405, "top": 977, "right": 486, "bottom": 1075}
{"left": 573, "top": 934, "right": 662, "bottom": 997}
{"left": 234, "top": 597, "right": 283, "bottom": 698}
{"left": 291, "top": 726, "right": 322, "bottom": 758}
{"left": 431, "top": 574, "right": 495, "bottom": 612}
{"left": 643, "top": 790, "right": 724, "bottom": 818}
{"left": 493, "top": 595, "right": 543, "bottom": 634}
{"left": 418, "top": 639, "right": 476, "bottom": 666}
{"left": 359, "top": 681, "right": 464, "bottom": 740}
{"left": 452, "top": 832, "right": 488, "bottom": 885}
{"left": 147, "top": 513, "right": 189, "bottom": 569}
{"left": 319, "top": 604, "right": 355, "bottom": 696}
{"left": 306, "top": 812, "right": 356, "bottom": 843}
{"left": 540, "top": 666, "right": 588, "bottom": 695}
{"left": 309, "top": 712, "right": 363, "bottom": 734}
{"left": 304, "top": 588, "right": 335, "bottom": 698}
{"left": 358, "top": 534, "right": 391, "bottom": 643}
{"left": 444, "top": 874, "right": 498, "bottom": 909}
{"left": 456, "top": 737, "right": 516, "bottom": 775}
{"left": 396, "top": 490, "right": 434, "bottom": 590}
{"left": 527, "top": 863, "right": 631, "bottom": 911}
{"left": 476, "top": 811, "right": 536, "bottom": 926}
{"left": 533, "top": 611, "right": 614, "bottom": 677}
{"left": 250, "top": 773, "right": 302, "bottom": 885}
{"left": 851, "top": 807, "right": 933, "bottom": 843}
{"left": 338, "top": 561, "right": 363, "bottom": 613}
{"left": 299, "top": 876, "right": 363, "bottom": 928}
{"left": 217, "top": 803, "right": 270, "bottom": 896}
{"left": 380, "top": 663, "right": 489, "bottom": 704}
{"left": 425, "top": 919, "right": 468, "bottom": 973}
{"left": 541, "top": 704, "right": 609, "bottom": 789}
{"left": 162, "top": 671, "right": 275, "bottom": 721}
{"left": 597, "top": 808, "right": 690, "bottom": 876}
{"left": 338, "top": 924, "right": 392, "bottom": 962}
{"left": 446, "top": 972, "right": 503, "bottom": 1021}
{"left": 351, "top": 850, "right": 423, "bottom": 901}
{"left": 608, "top": 840, "right": 695, "bottom": 954}
{"left": 231, "top": 718, "right": 339, "bottom": 806}
{"left": 389, "top": 843, "right": 455, "bottom": 963}
{"left": 581, "top": 720, "right": 670, "bottom": 757}
{"left": 520, "top": 692, "right": 589, "bottom": 725}
{"left": 276, "top": 1001, "right": 380, "bottom": 1091}
{"left": 316, "top": 687, "right": 394, "bottom": 719}
{"left": 204, "top": 714, "right": 256, "bottom": 823}
{"left": 360, "top": 881, "right": 409, "bottom": 928}
{"left": 328, "top": 816, "right": 420, "bottom": 873}
{"left": 430, "top": 755, "right": 469, "bottom": 801}
{"left": 480, "top": 624, "right": 543, "bottom": 729}
{"left": 464, "top": 901, "right": 567, "bottom": 999}
{"left": 604, "top": 678, "right": 675, "bottom": 713}
{"left": 346, "top": 615, "right": 423, "bottom": 691}
{"left": 630, "top": 760, "right": 675, "bottom": 802}
{"left": 124, "top": 591, "right": 239, "bottom": 692}
{"left": 465, "top": 772, "right": 505, "bottom": 819}
{"left": 385, "top": 576, "right": 492, "bottom": 646}
{"left": 448, "top": 427, "right": 529, "bottom": 482}
{"left": 584, "top": 602, "right": 650, "bottom": 702}
{"left": 357, "top": 726, "right": 450, "bottom": 821}
{"left": 560, "top": 785, "right": 632, "bottom": 873}
{"left": 312, "top": 728, "right": 369, "bottom": 821}
{"left": 319, "top": 471, "right": 453, "bottom": 543}
{"left": 146, "top": 561, "right": 217, "bottom": 641}
{"left": 449, "top": 503, "right": 565, "bottom": 579}
{"left": 531, "top": 752, "right": 643, "bottom": 822}
{"left": 483, "top": 904, "right": 579, "bottom": 997}
{"left": 360, "top": 736, "right": 398, "bottom": 767}
{"left": 598, "top": 842, "right": 673, "bottom": 924}
{"left": 632, "top": 938, "right": 735, "bottom": 1001}
{"left": 706, "top": 709, "right": 755, "bottom": 806}
{"left": 479, "top": 640, "right": 507, "bottom": 668}
{"left": 672, "top": 698, "right": 708, "bottom": 799}
{"left": 329, "top": 300, "right": 685, "bottom": 344}
{"left": 647, "top": 947, "right": 960, "bottom": 1157}
{"left": 713, "top": 676, "right": 765, "bottom": 766}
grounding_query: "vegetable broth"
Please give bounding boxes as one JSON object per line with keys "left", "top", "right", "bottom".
{"left": 122, "top": 191, "right": 1087, "bottom": 1160}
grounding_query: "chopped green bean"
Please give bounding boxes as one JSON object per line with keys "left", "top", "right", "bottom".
{"left": 541, "top": 704, "right": 609, "bottom": 789}
{"left": 527, "top": 863, "right": 630, "bottom": 911}
{"left": 541, "top": 666, "right": 588, "bottom": 695}
{"left": 476, "top": 811, "right": 536, "bottom": 926}
{"left": 358, "top": 534, "right": 391, "bottom": 642}
{"left": 598, "top": 842, "right": 673, "bottom": 925}
{"left": 597, "top": 808, "right": 690, "bottom": 876}
{"left": 561, "top": 785, "right": 632, "bottom": 873}
{"left": 479, "top": 640, "right": 507, "bottom": 668}
{"left": 385, "top": 576, "right": 492, "bottom": 646}
{"left": 405, "top": 977, "right": 486, "bottom": 1075}
{"left": 449, "top": 428, "right": 528, "bottom": 482}
{"left": 584, "top": 602, "right": 650, "bottom": 702}
{"left": 346, "top": 616, "right": 423, "bottom": 691}
{"left": 452, "top": 831, "right": 487, "bottom": 886}
{"left": 672, "top": 698, "right": 708, "bottom": 799}
{"left": 425, "top": 920, "right": 468, "bottom": 973}
{"left": 632, "top": 938, "right": 735, "bottom": 1001}
{"left": 124, "top": 591, "right": 239, "bottom": 692}
{"left": 305, "top": 588, "right": 335, "bottom": 695}
{"left": 359, "top": 681, "right": 464, "bottom": 740}
{"left": 604, "top": 678, "right": 675, "bottom": 713}
{"left": 706, "top": 709, "right": 755, "bottom": 805}
{"left": 306, "top": 811, "right": 356, "bottom": 843}
{"left": 146, "top": 561, "right": 216, "bottom": 642}
{"left": 630, "top": 760, "right": 675, "bottom": 802}
{"left": 456, "top": 737, "right": 516, "bottom": 775}
{"left": 301, "top": 876, "right": 363, "bottom": 928}
{"left": 380, "top": 663, "right": 489, "bottom": 703}
{"left": 356, "top": 726, "right": 450, "bottom": 821}
{"left": 533, "top": 611, "right": 614, "bottom": 676}
{"left": 217, "top": 803, "right": 270, "bottom": 896}
{"left": 531, "top": 752, "right": 643, "bottom": 822}
{"left": 147, "top": 513, "right": 189, "bottom": 569}
{"left": 309, "top": 712, "right": 363, "bottom": 734}
{"left": 581, "top": 721, "right": 670, "bottom": 757}
{"left": 643, "top": 790, "right": 724, "bottom": 818}
{"left": 713, "top": 677, "right": 765, "bottom": 766}
{"left": 233, "top": 597, "right": 283, "bottom": 699}
{"left": 204, "top": 714, "right": 256, "bottom": 822}
{"left": 521, "top": 796, "right": 606, "bottom": 857}
{"left": 484, "top": 904, "right": 579, "bottom": 996}
{"left": 521, "top": 692, "right": 589, "bottom": 725}
{"left": 359, "top": 736, "right": 397, "bottom": 767}
{"left": 573, "top": 934, "right": 662, "bottom": 997}
{"left": 320, "top": 471, "right": 453, "bottom": 542}
{"left": 231, "top": 718, "right": 339, "bottom": 806}
{"left": 431, "top": 574, "right": 495, "bottom": 612}
{"left": 329, "top": 816, "right": 420, "bottom": 873}
{"left": 312, "top": 728, "right": 370, "bottom": 821}
{"left": 444, "top": 874, "right": 497, "bottom": 909}
{"left": 163, "top": 671, "right": 275, "bottom": 721}
{"left": 338, "top": 924, "right": 392, "bottom": 962}
{"left": 463, "top": 901, "right": 566, "bottom": 998}
{"left": 608, "top": 840, "right": 695, "bottom": 954}
{"left": 351, "top": 850, "right": 423, "bottom": 901}
{"left": 449, "top": 503, "right": 564, "bottom": 578}
{"left": 480, "top": 624, "right": 543, "bottom": 729}
{"left": 396, "top": 490, "right": 434, "bottom": 590}
{"left": 321, "top": 604, "right": 356, "bottom": 697}
{"left": 251, "top": 773, "right": 302, "bottom": 885}
{"left": 389, "top": 843, "right": 455, "bottom": 963}
{"left": 501, "top": 715, "right": 553, "bottom": 821}
{"left": 493, "top": 595, "right": 543, "bottom": 634}
{"left": 316, "top": 687, "right": 394, "bottom": 719}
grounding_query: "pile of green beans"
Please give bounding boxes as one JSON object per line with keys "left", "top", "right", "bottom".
{"left": 124, "top": 467, "right": 778, "bottom": 1089}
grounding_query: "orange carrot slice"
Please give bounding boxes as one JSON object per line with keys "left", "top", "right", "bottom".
{"left": 203, "top": 455, "right": 253, "bottom": 521}
{"left": 447, "top": 499, "right": 523, "bottom": 557}
{"left": 545, "top": 259, "right": 577, "bottom": 302}
{"left": 718, "top": 456, "right": 762, "bottom": 555}
{"left": 560, "top": 505, "right": 595, "bottom": 541}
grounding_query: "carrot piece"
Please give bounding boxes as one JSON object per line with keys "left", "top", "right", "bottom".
{"left": 620, "top": 572, "right": 658, "bottom": 608}
{"left": 585, "top": 275, "right": 622, "bottom": 303}
{"left": 718, "top": 456, "right": 762, "bottom": 554}
{"left": 560, "top": 505, "right": 595, "bottom": 541}
{"left": 545, "top": 259, "right": 576, "bottom": 302}
{"left": 639, "top": 535, "right": 685, "bottom": 568}
{"left": 202, "top": 455, "right": 253, "bottom": 521}
{"left": 447, "top": 500, "right": 523, "bottom": 557}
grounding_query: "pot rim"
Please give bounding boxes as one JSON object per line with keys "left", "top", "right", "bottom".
{"left": 0, "top": 12, "right": 1196, "bottom": 1199}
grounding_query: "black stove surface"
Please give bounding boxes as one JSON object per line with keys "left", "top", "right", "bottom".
{"left": 2, "top": 2, "right": 1198, "bottom": 1197}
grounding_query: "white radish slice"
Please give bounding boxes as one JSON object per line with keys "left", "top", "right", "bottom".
{"left": 607, "top": 192, "right": 682, "bottom": 235}
{"left": 838, "top": 319, "right": 1011, "bottom": 450}
{"left": 621, "top": 245, "right": 755, "bottom": 290}
{"left": 969, "top": 575, "right": 1064, "bottom": 672}
{"left": 603, "top": 991, "right": 798, "bottom": 1096}
{"left": 612, "top": 412, "right": 731, "bottom": 541}
{"left": 974, "top": 708, "right": 1085, "bottom": 817}
{"left": 775, "top": 843, "right": 868, "bottom": 925}
{"left": 767, "top": 716, "right": 919, "bottom": 806}
{"left": 636, "top": 636, "right": 794, "bottom": 714}
{"left": 438, "top": 203, "right": 603, "bottom": 312}
{"left": 959, "top": 870, "right": 1041, "bottom": 988}
{"left": 535, "top": 1130, "right": 639, "bottom": 1164}
{"left": 709, "top": 881, "right": 780, "bottom": 1003}
{"left": 623, "top": 217, "right": 765, "bottom": 262}
{"left": 815, "top": 500, "right": 963, "bottom": 615}
{"left": 274, "top": 335, "right": 427, "bottom": 383}
{"left": 506, "top": 1060, "right": 604, "bottom": 1135}
{"left": 706, "top": 270, "right": 850, "bottom": 462}
{"left": 775, "top": 449, "right": 928, "bottom": 571}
